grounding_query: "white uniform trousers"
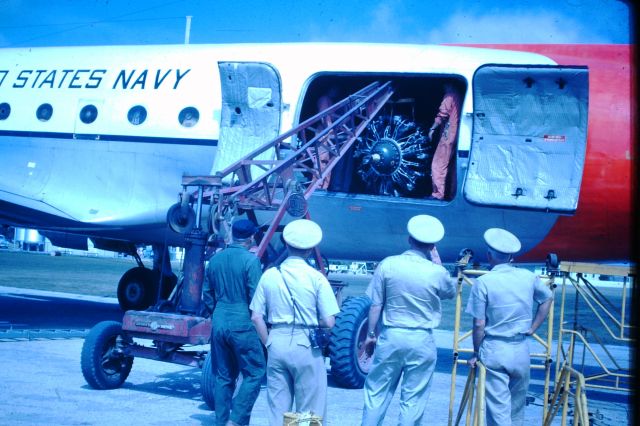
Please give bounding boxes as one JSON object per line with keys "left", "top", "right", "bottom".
{"left": 480, "top": 336, "right": 530, "bottom": 426}
{"left": 265, "top": 327, "right": 327, "bottom": 426}
{"left": 362, "top": 327, "right": 437, "bottom": 426}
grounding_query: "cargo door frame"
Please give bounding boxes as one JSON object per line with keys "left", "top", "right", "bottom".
{"left": 464, "top": 64, "right": 589, "bottom": 213}
{"left": 212, "top": 61, "right": 282, "bottom": 175}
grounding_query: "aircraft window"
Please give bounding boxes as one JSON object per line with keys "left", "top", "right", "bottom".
{"left": 0, "top": 102, "right": 10, "bottom": 120}
{"left": 127, "top": 105, "right": 147, "bottom": 125}
{"left": 36, "top": 103, "right": 53, "bottom": 122}
{"left": 79, "top": 105, "right": 98, "bottom": 124}
{"left": 179, "top": 107, "right": 199, "bottom": 127}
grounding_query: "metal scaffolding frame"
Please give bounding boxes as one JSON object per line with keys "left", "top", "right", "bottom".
{"left": 448, "top": 260, "right": 635, "bottom": 426}
{"left": 549, "top": 262, "right": 635, "bottom": 425}
{"left": 543, "top": 365, "right": 590, "bottom": 426}
{"left": 447, "top": 265, "right": 555, "bottom": 425}
{"left": 454, "top": 361, "right": 487, "bottom": 426}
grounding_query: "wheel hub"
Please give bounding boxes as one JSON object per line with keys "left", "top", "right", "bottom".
{"left": 125, "top": 282, "right": 142, "bottom": 302}
{"left": 369, "top": 138, "right": 402, "bottom": 176}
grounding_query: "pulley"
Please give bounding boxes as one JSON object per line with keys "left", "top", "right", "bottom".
{"left": 166, "top": 202, "right": 196, "bottom": 234}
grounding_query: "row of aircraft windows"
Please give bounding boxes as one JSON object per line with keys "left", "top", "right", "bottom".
{"left": 0, "top": 102, "right": 201, "bottom": 128}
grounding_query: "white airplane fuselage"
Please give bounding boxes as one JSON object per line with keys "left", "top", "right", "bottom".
{"left": 1, "top": 43, "right": 616, "bottom": 263}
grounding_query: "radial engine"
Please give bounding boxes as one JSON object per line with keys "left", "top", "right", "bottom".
{"left": 355, "top": 113, "right": 431, "bottom": 196}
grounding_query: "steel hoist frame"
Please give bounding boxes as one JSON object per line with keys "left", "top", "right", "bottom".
{"left": 179, "top": 80, "right": 394, "bottom": 261}
{"left": 118, "top": 81, "right": 394, "bottom": 366}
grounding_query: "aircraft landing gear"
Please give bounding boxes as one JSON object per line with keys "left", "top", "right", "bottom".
{"left": 117, "top": 267, "right": 156, "bottom": 311}
{"left": 116, "top": 243, "right": 178, "bottom": 311}
{"left": 116, "top": 267, "right": 178, "bottom": 311}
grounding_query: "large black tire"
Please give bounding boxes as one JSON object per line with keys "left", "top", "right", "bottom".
{"left": 117, "top": 267, "right": 157, "bottom": 311}
{"left": 329, "top": 296, "right": 374, "bottom": 389}
{"left": 201, "top": 352, "right": 215, "bottom": 410}
{"left": 81, "top": 321, "right": 134, "bottom": 389}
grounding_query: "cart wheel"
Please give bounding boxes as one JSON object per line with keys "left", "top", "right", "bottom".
{"left": 81, "top": 321, "right": 133, "bottom": 389}
{"left": 329, "top": 296, "right": 373, "bottom": 388}
{"left": 201, "top": 352, "right": 216, "bottom": 410}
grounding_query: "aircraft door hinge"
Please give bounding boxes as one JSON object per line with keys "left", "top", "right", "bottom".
{"left": 544, "top": 190, "right": 557, "bottom": 200}
{"left": 511, "top": 187, "right": 524, "bottom": 198}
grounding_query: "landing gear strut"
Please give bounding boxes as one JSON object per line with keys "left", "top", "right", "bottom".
{"left": 116, "top": 245, "right": 178, "bottom": 311}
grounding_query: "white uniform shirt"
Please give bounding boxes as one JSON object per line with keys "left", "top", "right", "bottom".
{"left": 366, "top": 249, "right": 456, "bottom": 330}
{"left": 466, "top": 263, "right": 553, "bottom": 337}
{"left": 250, "top": 256, "right": 340, "bottom": 326}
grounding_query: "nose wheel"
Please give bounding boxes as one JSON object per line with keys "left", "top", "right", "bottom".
{"left": 117, "top": 267, "right": 157, "bottom": 311}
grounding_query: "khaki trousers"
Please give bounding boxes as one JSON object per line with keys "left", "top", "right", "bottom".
{"left": 480, "top": 337, "right": 530, "bottom": 426}
{"left": 362, "top": 327, "right": 437, "bottom": 426}
{"left": 265, "top": 327, "right": 327, "bottom": 426}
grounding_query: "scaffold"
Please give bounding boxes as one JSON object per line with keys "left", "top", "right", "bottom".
{"left": 448, "top": 257, "right": 635, "bottom": 426}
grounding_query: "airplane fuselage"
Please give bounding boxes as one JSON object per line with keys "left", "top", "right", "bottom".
{"left": 0, "top": 43, "right": 632, "bottom": 263}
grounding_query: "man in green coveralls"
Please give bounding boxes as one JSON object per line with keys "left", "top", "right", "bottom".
{"left": 206, "top": 219, "right": 266, "bottom": 426}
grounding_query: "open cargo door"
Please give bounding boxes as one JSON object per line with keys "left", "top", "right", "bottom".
{"left": 464, "top": 65, "right": 588, "bottom": 213}
{"left": 211, "top": 62, "right": 282, "bottom": 175}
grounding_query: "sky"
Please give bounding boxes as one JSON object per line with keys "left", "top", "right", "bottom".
{"left": 0, "top": 0, "right": 633, "bottom": 48}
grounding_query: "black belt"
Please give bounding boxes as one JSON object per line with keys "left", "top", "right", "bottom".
{"left": 385, "top": 326, "right": 432, "bottom": 332}
{"left": 270, "top": 323, "right": 316, "bottom": 329}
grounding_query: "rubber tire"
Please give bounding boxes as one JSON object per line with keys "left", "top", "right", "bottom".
{"left": 201, "top": 351, "right": 215, "bottom": 410}
{"left": 117, "top": 267, "right": 157, "bottom": 311}
{"left": 81, "top": 321, "right": 134, "bottom": 390}
{"left": 328, "top": 296, "right": 373, "bottom": 389}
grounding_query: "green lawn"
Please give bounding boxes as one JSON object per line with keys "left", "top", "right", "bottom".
{"left": 0, "top": 250, "right": 147, "bottom": 297}
{"left": 0, "top": 250, "right": 634, "bottom": 345}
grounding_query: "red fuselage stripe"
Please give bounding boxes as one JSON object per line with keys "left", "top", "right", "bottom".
{"left": 458, "top": 44, "right": 634, "bottom": 261}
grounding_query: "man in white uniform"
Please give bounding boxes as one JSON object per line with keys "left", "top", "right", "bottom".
{"left": 466, "top": 228, "right": 553, "bottom": 426}
{"left": 250, "top": 219, "right": 340, "bottom": 426}
{"left": 361, "top": 215, "right": 457, "bottom": 426}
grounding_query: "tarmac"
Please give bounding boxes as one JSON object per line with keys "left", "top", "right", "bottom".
{"left": 0, "top": 287, "right": 634, "bottom": 425}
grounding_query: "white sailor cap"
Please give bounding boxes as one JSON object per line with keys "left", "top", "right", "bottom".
{"left": 484, "top": 228, "right": 521, "bottom": 254}
{"left": 283, "top": 219, "right": 323, "bottom": 249}
{"left": 407, "top": 215, "right": 444, "bottom": 244}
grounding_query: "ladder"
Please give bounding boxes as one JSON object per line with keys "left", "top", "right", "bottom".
{"left": 172, "top": 81, "right": 394, "bottom": 263}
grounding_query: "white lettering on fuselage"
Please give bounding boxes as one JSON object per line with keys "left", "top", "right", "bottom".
{"left": 0, "top": 68, "right": 191, "bottom": 90}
